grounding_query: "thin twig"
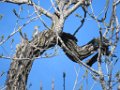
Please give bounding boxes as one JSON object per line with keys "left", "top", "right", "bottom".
{"left": 73, "top": 66, "right": 80, "bottom": 90}
{"left": 0, "top": 16, "right": 39, "bottom": 46}
{"left": 73, "top": 6, "right": 87, "bottom": 36}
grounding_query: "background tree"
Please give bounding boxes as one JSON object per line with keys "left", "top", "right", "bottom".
{"left": 0, "top": 0, "right": 120, "bottom": 90}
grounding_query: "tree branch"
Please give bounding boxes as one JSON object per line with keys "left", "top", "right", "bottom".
{"left": 6, "top": 30, "right": 109, "bottom": 89}
{"left": 31, "top": 2, "right": 53, "bottom": 19}
{"left": 64, "top": 0, "right": 83, "bottom": 18}
{"left": 1, "top": 0, "right": 31, "bottom": 4}
{"left": 0, "top": 0, "right": 53, "bottom": 19}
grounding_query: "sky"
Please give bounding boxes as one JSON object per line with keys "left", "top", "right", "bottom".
{"left": 0, "top": 0, "right": 120, "bottom": 90}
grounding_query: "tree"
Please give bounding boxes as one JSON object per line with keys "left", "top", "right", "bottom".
{"left": 0, "top": 0, "right": 120, "bottom": 90}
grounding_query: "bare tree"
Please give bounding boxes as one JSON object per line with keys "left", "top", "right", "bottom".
{"left": 0, "top": 0, "right": 120, "bottom": 90}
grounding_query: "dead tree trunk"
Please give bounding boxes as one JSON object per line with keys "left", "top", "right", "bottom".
{"left": 6, "top": 30, "right": 109, "bottom": 90}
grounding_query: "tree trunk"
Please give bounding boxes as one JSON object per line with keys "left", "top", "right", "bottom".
{"left": 6, "top": 30, "right": 109, "bottom": 90}
{"left": 6, "top": 30, "right": 57, "bottom": 90}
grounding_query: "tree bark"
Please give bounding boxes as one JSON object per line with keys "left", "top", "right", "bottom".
{"left": 6, "top": 30, "right": 57, "bottom": 90}
{"left": 6, "top": 30, "right": 109, "bottom": 90}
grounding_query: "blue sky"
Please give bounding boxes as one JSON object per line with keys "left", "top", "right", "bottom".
{"left": 0, "top": 0, "right": 120, "bottom": 90}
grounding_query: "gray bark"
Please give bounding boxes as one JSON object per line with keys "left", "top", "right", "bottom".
{"left": 6, "top": 30, "right": 109, "bottom": 90}
{"left": 6, "top": 30, "right": 56, "bottom": 90}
